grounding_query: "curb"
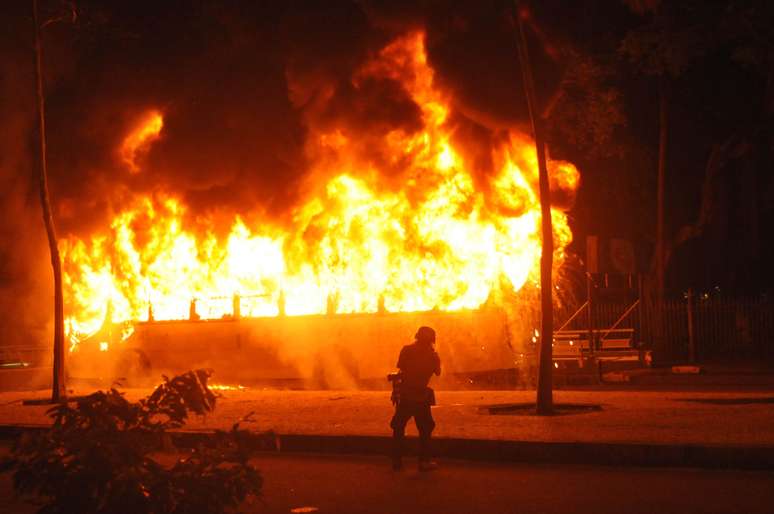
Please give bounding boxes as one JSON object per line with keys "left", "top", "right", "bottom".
{"left": 276, "top": 435, "right": 774, "bottom": 470}
{"left": 1, "top": 425, "right": 772, "bottom": 471}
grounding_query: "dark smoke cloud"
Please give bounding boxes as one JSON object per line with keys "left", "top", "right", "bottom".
{"left": 36, "top": 0, "right": 567, "bottom": 236}
{"left": 40, "top": 1, "right": 311, "bottom": 234}
{"left": 364, "top": 0, "right": 564, "bottom": 127}
{"left": 0, "top": 2, "right": 54, "bottom": 351}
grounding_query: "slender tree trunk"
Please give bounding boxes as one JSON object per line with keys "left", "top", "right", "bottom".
{"left": 514, "top": 2, "right": 553, "bottom": 415}
{"left": 765, "top": 49, "right": 774, "bottom": 118}
{"left": 33, "top": 0, "right": 66, "bottom": 402}
{"left": 654, "top": 75, "right": 668, "bottom": 359}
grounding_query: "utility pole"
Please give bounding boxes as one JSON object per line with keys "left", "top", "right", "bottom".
{"left": 514, "top": 1, "right": 554, "bottom": 415}
{"left": 33, "top": 0, "right": 66, "bottom": 401}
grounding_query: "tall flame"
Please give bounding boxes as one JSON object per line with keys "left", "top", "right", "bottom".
{"left": 62, "top": 32, "right": 579, "bottom": 344}
{"left": 120, "top": 110, "right": 163, "bottom": 173}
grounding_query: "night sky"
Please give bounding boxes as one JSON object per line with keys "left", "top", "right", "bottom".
{"left": 1, "top": 1, "right": 772, "bottom": 343}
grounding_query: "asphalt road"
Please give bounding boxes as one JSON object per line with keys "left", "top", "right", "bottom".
{"left": 5, "top": 453, "right": 771, "bottom": 514}
{"left": 260, "top": 457, "right": 774, "bottom": 514}
{"left": 252, "top": 455, "right": 774, "bottom": 514}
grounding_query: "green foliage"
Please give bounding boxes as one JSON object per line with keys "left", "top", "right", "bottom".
{"left": 2, "top": 370, "right": 263, "bottom": 514}
{"left": 619, "top": 20, "right": 707, "bottom": 77}
{"left": 619, "top": 2, "right": 724, "bottom": 78}
{"left": 544, "top": 51, "right": 627, "bottom": 159}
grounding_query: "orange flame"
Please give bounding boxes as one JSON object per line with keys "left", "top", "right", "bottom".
{"left": 120, "top": 110, "right": 163, "bottom": 173}
{"left": 62, "top": 31, "right": 579, "bottom": 345}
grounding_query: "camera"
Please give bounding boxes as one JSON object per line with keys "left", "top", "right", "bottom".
{"left": 387, "top": 372, "right": 402, "bottom": 383}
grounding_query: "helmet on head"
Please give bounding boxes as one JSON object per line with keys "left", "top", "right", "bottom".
{"left": 415, "top": 326, "right": 436, "bottom": 344}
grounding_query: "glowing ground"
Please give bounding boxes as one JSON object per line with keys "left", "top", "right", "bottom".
{"left": 1, "top": 389, "right": 773, "bottom": 447}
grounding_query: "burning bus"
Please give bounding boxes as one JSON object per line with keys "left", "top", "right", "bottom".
{"left": 63, "top": 32, "right": 580, "bottom": 387}
{"left": 74, "top": 302, "right": 518, "bottom": 388}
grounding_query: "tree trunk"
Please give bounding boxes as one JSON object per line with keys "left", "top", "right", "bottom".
{"left": 515, "top": 2, "right": 553, "bottom": 415}
{"left": 665, "top": 138, "right": 731, "bottom": 269}
{"left": 653, "top": 75, "right": 668, "bottom": 359}
{"left": 33, "top": 0, "right": 66, "bottom": 402}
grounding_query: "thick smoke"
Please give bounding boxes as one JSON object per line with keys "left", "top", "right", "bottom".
{"left": 1, "top": 1, "right": 568, "bottom": 366}
{"left": 36, "top": 1, "right": 564, "bottom": 232}
{"left": 0, "top": 3, "right": 53, "bottom": 355}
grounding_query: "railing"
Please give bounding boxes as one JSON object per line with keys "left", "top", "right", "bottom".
{"left": 555, "top": 295, "right": 774, "bottom": 362}
{"left": 555, "top": 301, "right": 642, "bottom": 346}
{"left": 660, "top": 295, "right": 774, "bottom": 361}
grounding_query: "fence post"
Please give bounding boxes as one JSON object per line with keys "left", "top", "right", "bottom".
{"left": 637, "top": 274, "right": 645, "bottom": 365}
{"left": 586, "top": 272, "right": 595, "bottom": 356}
{"left": 687, "top": 289, "right": 696, "bottom": 363}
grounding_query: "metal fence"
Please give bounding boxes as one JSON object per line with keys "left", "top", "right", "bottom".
{"left": 555, "top": 295, "right": 774, "bottom": 362}
{"left": 667, "top": 295, "right": 774, "bottom": 361}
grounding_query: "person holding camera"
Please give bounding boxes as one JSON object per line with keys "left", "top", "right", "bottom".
{"left": 389, "top": 326, "right": 441, "bottom": 471}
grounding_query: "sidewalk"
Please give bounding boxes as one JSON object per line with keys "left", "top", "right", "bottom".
{"left": 1, "top": 388, "right": 773, "bottom": 469}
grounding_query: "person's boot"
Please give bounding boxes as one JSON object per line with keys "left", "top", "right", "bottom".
{"left": 392, "top": 432, "right": 404, "bottom": 471}
{"left": 418, "top": 434, "right": 435, "bottom": 471}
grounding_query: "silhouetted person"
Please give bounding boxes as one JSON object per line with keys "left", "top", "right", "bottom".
{"left": 390, "top": 326, "right": 441, "bottom": 471}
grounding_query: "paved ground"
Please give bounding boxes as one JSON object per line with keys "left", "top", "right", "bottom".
{"left": 3, "top": 452, "right": 773, "bottom": 514}
{"left": 2, "top": 388, "right": 774, "bottom": 447}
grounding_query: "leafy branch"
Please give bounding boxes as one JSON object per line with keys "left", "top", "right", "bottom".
{"left": 2, "top": 369, "right": 264, "bottom": 514}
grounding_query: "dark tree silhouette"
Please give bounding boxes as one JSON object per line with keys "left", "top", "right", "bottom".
{"left": 32, "top": 0, "right": 66, "bottom": 401}
{"left": 620, "top": 0, "right": 707, "bottom": 356}
{"left": 622, "top": 0, "right": 774, "bottom": 295}
{"left": 514, "top": 1, "right": 554, "bottom": 415}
